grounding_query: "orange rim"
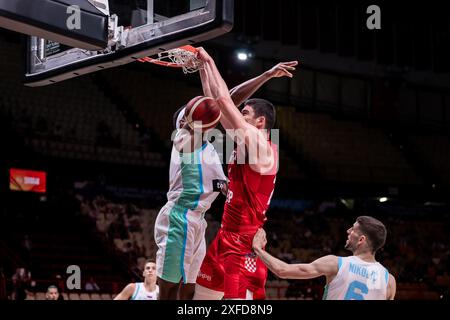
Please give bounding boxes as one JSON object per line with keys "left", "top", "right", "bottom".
{"left": 178, "top": 45, "right": 198, "bottom": 53}
{"left": 137, "top": 45, "right": 198, "bottom": 68}
{"left": 137, "top": 57, "right": 182, "bottom": 68}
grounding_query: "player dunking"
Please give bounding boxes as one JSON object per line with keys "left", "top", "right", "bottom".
{"left": 252, "top": 216, "right": 397, "bottom": 300}
{"left": 114, "top": 260, "right": 159, "bottom": 300}
{"left": 155, "top": 56, "right": 298, "bottom": 300}
{"left": 154, "top": 103, "right": 228, "bottom": 300}
{"left": 193, "top": 48, "right": 298, "bottom": 300}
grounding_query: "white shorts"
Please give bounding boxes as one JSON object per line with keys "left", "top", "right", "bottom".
{"left": 154, "top": 202, "right": 207, "bottom": 284}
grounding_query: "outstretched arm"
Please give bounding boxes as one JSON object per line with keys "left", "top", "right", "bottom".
{"left": 252, "top": 229, "right": 338, "bottom": 280}
{"left": 113, "top": 283, "right": 135, "bottom": 300}
{"left": 198, "top": 50, "right": 298, "bottom": 129}
{"left": 201, "top": 59, "right": 298, "bottom": 129}
{"left": 229, "top": 61, "right": 298, "bottom": 107}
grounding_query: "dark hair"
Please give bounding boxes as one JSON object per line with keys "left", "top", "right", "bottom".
{"left": 47, "top": 285, "right": 58, "bottom": 292}
{"left": 244, "top": 98, "right": 276, "bottom": 129}
{"left": 173, "top": 105, "right": 186, "bottom": 129}
{"left": 145, "top": 259, "right": 156, "bottom": 265}
{"left": 356, "top": 216, "right": 387, "bottom": 254}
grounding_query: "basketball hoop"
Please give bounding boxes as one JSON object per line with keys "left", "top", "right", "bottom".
{"left": 137, "top": 45, "right": 203, "bottom": 74}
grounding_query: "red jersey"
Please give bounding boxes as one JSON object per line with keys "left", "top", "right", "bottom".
{"left": 221, "top": 143, "right": 278, "bottom": 231}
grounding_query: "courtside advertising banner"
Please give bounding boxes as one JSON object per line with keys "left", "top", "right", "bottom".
{"left": 9, "top": 168, "right": 47, "bottom": 193}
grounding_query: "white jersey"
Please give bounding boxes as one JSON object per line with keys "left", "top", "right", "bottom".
{"left": 323, "top": 256, "right": 389, "bottom": 300}
{"left": 167, "top": 141, "right": 226, "bottom": 216}
{"left": 130, "top": 283, "right": 159, "bottom": 300}
{"left": 155, "top": 140, "right": 226, "bottom": 284}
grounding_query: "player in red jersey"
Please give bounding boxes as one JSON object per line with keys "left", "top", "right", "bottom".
{"left": 193, "top": 48, "right": 298, "bottom": 300}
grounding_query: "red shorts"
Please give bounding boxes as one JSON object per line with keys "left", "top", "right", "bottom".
{"left": 196, "top": 228, "right": 267, "bottom": 299}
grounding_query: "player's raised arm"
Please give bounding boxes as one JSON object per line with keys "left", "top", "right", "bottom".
{"left": 199, "top": 67, "right": 214, "bottom": 98}
{"left": 252, "top": 228, "right": 338, "bottom": 280}
{"left": 229, "top": 61, "right": 298, "bottom": 107}
{"left": 198, "top": 48, "right": 278, "bottom": 173}
{"left": 113, "top": 283, "right": 135, "bottom": 300}
{"left": 197, "top": 47, "right": 249, "bottom": 130}
{"left": 199, "top": 63, "right": 234, "bottom": 130}
{"left": 200, "top": 55, "right": 297, "bottom": 130}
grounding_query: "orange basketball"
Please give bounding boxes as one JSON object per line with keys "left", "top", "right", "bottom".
{"left": 185, "top": 96, "right": 221, "bottom": 131}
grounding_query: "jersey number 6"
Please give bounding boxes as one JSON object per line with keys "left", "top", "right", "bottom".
{"left": 344, "top": 280, "right": 369, "bottom": 300}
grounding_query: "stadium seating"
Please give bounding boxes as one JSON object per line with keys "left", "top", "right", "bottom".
{"left": 35, "top": 292, "right": 46, "bottom": 300}
{"left": 89, "top": 293, "right": 101, "bottom": 300}
{"left": 79, "top": 293, "right": 91, "bottom": 300}
{"left": 277, "top": 106, "right": 422, "bottom": 185}
{"left": 101, "top": 293, "right": 113, "bottom": 300}
{"left": 29, "top": 291, "right": 114, "bottom": 300}
{"left": 77, "top": 191, "right": 449, "bottom": 300}
{"left": 0, "top": 41, "right": 165, "bottom": 168}
{"left": 101, "top": 68, "right": 200, "bottom": 143}
{"left": 68, "top": 293, "right": 80, "bottom": 300}
{"left": 408, "top": 135, "right": 450, "bottom": 186}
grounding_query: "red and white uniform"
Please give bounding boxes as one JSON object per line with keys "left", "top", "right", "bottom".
{"left": 197, "top": 143, "right": 278, "bottom": 299}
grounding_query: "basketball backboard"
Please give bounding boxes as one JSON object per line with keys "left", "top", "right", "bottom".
{"left": 0, "top": 0, "right": 109, "bottom": 51}
{"left": 24, "top": 0, "right": 233, "bottom": 87}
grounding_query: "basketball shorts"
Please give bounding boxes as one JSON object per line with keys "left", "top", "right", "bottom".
{"left": 196, "top": 228, "right": 267, "bottom": 299}
{"left": 155, "top": 201, "right": 207, "bottom": 284}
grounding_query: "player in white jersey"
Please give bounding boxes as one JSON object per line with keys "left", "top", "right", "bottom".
{"left": 154, "top": 106, "right": 227, "bottom": 300}
{"left": 155, "top": 61, "right": 298, "bottom": 300}
{"left": 252, "top": 216, "right": 396, "bottom": 300}
{"left": 114, "top": 260, "right": 159, "bottom": 300}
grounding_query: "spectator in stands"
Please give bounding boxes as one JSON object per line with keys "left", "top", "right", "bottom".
{"left": 85, "top": 276, "right": 100, "bottom": 292}
{"left": 54, "top": 274, "right": 65, "bottom": 298}
{"left": 11, "top": 267, "right": 31, "bottom": 300}
{"left": 253, "top": 216, "right": 397, "bottom": 300}
{"left": 45, "top": 285, "right": 60, "bottom": 300}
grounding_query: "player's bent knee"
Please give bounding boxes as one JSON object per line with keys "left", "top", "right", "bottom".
{"left": 193, "top": 284, "right": 224, "bottom": 300}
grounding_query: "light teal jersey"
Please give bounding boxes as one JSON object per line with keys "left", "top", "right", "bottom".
{"left": 323, "top": 256, "right": 389, "bottom": 300}
{"left": 167, "top": 141, "right": 226, "bottom": 215}
{"left": 155, "top": 140, "right": 226, "bottom": 284}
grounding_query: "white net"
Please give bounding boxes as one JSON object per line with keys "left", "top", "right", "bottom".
{"left": 157, "top": 48, "right": 204, "bottom": 73}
